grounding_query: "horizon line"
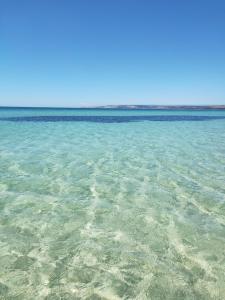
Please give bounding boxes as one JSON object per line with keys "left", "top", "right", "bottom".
{"left": 1, "top": 104, "right": 225, "bottom": 110}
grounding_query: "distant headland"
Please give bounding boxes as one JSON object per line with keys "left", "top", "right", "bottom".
{"left": 96, "top": 105, "right": 225, "bottom": 110}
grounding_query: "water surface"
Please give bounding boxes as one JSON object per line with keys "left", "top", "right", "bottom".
{"left": 0, "top": 108, "right": 225, "bottom": 299}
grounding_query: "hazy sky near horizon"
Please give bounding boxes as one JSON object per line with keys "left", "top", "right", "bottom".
{"left": 0, "top": 0, "right": 225, "bottom": 107}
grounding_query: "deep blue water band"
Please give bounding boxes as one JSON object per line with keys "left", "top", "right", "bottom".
{"left": 1, "top": 115, "right": 225, "bottom": 123}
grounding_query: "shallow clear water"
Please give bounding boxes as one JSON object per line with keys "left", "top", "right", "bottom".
{"left": 0, "top": 108, "right": 225, "bottom": 299}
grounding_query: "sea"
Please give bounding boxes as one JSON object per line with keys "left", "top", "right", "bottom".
{"left": 0, "top": 107, "right": 225, "bottom": 299}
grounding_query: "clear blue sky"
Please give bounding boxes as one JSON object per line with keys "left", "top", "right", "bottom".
{"left": 0, "top": 0, "right": 225, "bottom": 107}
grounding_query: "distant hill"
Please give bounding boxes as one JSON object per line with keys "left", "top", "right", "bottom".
{"left": 97, "top": 105, "right": 225, "bottom": 110}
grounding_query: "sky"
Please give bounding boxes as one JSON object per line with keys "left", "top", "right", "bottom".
{"left": 0, "top": 0, "right": 225, "bottom": 107}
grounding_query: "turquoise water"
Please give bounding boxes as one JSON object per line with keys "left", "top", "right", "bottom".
{"left": 0, "top": 108, "right": 225, "bottom": 299}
